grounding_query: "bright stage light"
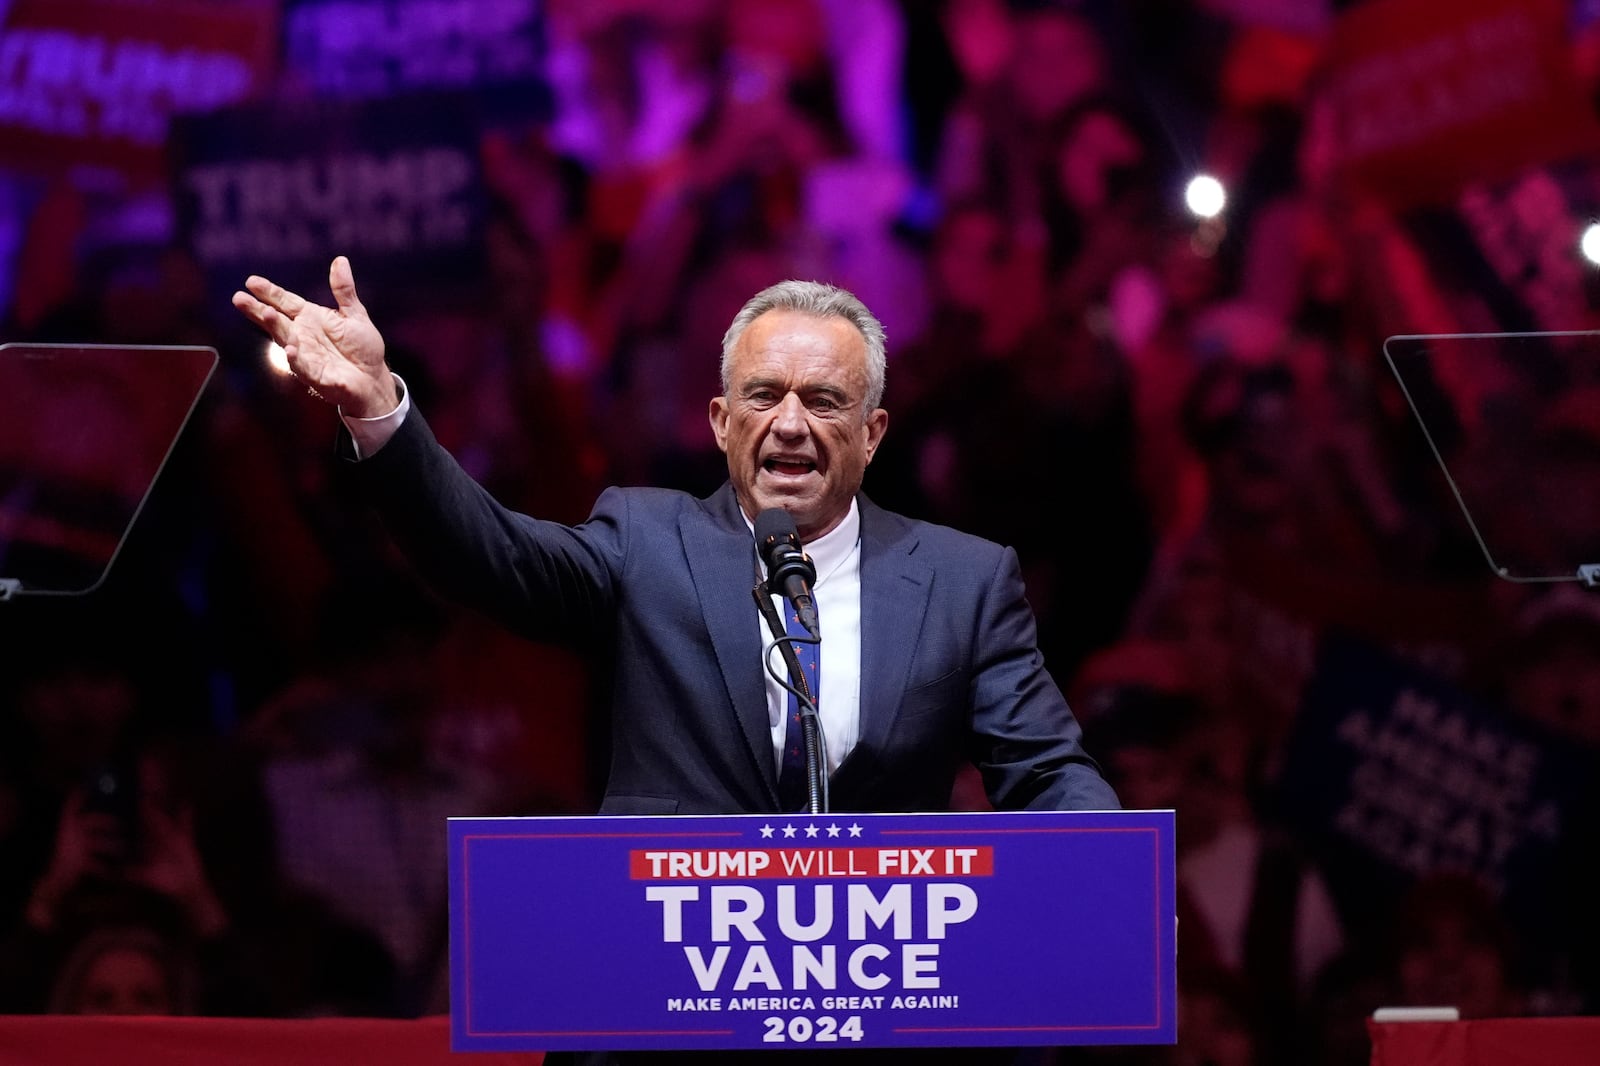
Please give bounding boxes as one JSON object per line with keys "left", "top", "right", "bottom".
{"left": 265, "top": 340, "right": 291, "bottom": 376}
{"left": 1185, "top": 174, "right": 1226, "bottom": 219}
{"left": 1581, "top": 222, "right": 1600, "bottom": 265}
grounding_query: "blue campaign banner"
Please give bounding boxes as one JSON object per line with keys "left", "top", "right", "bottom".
{"left": 449, "top": 809, "right": 1176, "bottom": 1053}
{"left": 170, "top": 91, "right": 495, "bottom": 323}
{"left": 1276, "top": 632, "right": 1590, "bottom": 947}
{"left": 282, "top": 0, "right": 548, "bottom": 106}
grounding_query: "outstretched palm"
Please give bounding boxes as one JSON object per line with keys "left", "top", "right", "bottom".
{"left": 231, "top": 255, "right": 397, "bottom": 417}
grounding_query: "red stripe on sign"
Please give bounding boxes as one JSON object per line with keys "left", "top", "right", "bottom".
{"left": 628, "top": 847, "right": 995, "bottom": 879}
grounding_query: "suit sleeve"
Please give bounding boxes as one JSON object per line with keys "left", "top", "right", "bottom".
{"left": 967, "top": 545, "right": 1122, "bottom": 812}
{"left": 341, "top": 404, "right": 624, "bottom": 646}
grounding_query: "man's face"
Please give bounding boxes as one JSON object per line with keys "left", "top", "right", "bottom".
{"left": 710, "top": 309, "right": 888, "bottom": 541}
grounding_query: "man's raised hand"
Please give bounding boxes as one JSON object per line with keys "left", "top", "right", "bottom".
{"left": 231, "top": 255, "right": 398, "bottom": 418}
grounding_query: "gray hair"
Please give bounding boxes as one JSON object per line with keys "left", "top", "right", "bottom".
{"left": 720, "top": 280, "right": 887, "bottom": 415}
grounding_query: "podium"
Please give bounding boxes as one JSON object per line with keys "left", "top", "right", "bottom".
{"left": 447, "top": 809, "right": 1176, "bottom": 1053}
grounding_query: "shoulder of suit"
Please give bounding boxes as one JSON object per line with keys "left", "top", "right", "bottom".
{"left": 593, "top": 484, "right": 705, "bottom": 515}
{"left": 592, "top": 483, "right": 740, "bottom": 531}
{"left": 860, "top": 496, "right": 1007, "bottom": 561}
{"left": 599, "top": 485, "right": 701, "bottom": 506}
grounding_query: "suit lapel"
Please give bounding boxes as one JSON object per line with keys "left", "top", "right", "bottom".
{"left": 680, "top": 485, "right": 778, "bottom": 803}
{"left": 851, "top": 497, "right": 933, "bottom": 767}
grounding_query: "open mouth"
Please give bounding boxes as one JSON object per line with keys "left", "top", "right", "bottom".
{"left": 763, "top": 457, "right": 816, "bottom": 476}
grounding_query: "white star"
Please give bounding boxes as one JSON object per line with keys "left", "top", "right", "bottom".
{"left": 803, "top": 824, "right": 820, "bottom": 838}
{"left": 759, "top": 824, "right": 775, "bottom": 839}
{"left": 847, "top": 823, "right": 864, "bottom": 838}
{"left": 825, "top": 824, "right": 842, "bottom": 838}
{"left": 782, "top": 823, "right": 799, "bottom": 838}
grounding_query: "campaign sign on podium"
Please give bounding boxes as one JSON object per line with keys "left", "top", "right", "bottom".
{"left": 448, "top": 809, "right": 1176, "bottom": 1052}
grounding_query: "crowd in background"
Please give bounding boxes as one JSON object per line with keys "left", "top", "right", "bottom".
{"left": 2, "top": 1, "right": 1600, "bottom": 1063}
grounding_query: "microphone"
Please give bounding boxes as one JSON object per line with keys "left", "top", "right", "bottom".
{"left": 754, "top": 508, "right": 819, "bottom": 638}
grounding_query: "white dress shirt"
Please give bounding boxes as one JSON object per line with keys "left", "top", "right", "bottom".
{"left": 745, "top": 502, "right": 863, "bottom": 778}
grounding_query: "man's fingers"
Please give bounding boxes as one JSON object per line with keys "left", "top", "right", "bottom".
{"left": 230, "top": 291, "right": 292, "bottom": 346}
{"left": 243, "top": 274, "right": 309, "bottom": 318}
{"left": 329, "top": 255, "right": 366, "bottom": 316}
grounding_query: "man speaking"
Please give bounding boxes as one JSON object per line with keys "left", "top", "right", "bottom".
{"left": 234, "top": 256, "right": 1120, "bottom": 1059}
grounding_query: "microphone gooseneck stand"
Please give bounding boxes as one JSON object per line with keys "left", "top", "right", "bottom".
{"left": 753, "top": 581, "right": 829, "bottom": 814}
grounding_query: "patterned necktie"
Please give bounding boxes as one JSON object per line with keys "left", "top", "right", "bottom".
{"left": 778, "top": 598, "right": 818, "bottom": 811}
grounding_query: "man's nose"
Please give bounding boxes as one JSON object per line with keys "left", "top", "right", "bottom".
{"left": 772, "top": 392, "right": 809, "bottom": 436}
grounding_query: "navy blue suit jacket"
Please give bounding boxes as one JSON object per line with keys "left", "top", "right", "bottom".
{"left": 351, "top": 407, "right": 1118, "bottom": 815}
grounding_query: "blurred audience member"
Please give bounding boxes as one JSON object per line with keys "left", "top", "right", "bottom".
{"left": 0, "top": 640, "right": 400, "bottom": 1018}
{"left": 1174, "top": 965, "right": 1262, "bottom": 1066}
{"left": 935, "top": 1, "right": 1110, "bottom": 223}
{"left": 1503, "top": 586, "right": 1600, "bottom": 749}
{"left": 245, "top": 593, "right": 507, "bottom": 1016}
{"left": 1499, "top": 586, "right": 1600, "bottom": 1013}
{"left": 1386, "top": 872, "right": 1527, "bottom": 1020}
{"left": 1044, "top": 94, "right": 1172, "bottom": 320}
{"left": 31, "top": 897, "right": 204, "bottom": 1018}
{"left": 47, "top": 923, "right": 197, "bottom": 1016}
{"left": 1080, "top": 659, "right": 1343, "bottom": 1066}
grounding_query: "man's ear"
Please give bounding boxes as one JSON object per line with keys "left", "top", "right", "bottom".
{"left": 709, "top": 396, "right": 731, "bottom": 452}
{"left": 863, "top": 408, "right": 888, "bottom": 463}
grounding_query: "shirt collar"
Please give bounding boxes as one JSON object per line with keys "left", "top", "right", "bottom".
{"left": 799, "top": 499, "right": 859, "bottom": 587}
{"left": 742, "top": 499, "right": 860, "bottom": 588}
